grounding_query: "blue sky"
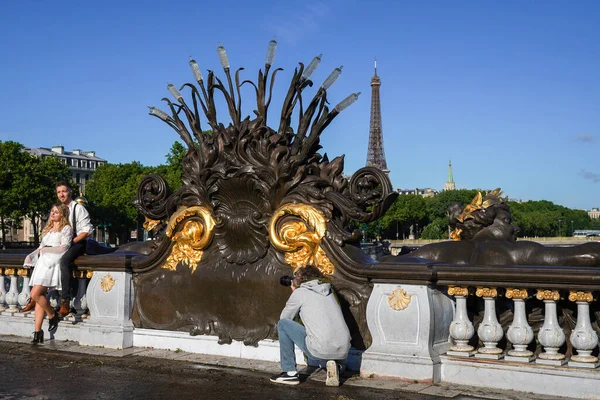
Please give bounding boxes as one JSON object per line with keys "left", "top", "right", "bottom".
{"left": 1, "top": 1, "right": 599, "bottom": 210}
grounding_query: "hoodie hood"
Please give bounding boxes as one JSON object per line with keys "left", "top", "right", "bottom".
{"left": 299, "top": 279, "right": 331, "bottom": 296}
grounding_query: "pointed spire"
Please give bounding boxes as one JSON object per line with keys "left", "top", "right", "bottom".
{"left": 374, "top": 58, "right": 377, "bottom": 76}
{"left": 444, "top": 160, "right": 456, "bottom": 191}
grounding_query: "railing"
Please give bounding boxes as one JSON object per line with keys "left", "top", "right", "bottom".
{"left": 359, "top": 259, "right": 600, "bottom": 397}
{"left": 0, "top": 256, "right": 92, "bottom": 317}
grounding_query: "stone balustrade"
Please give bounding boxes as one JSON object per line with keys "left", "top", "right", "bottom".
{"left": 446, "top": 286, "right": 599, "bottom": 368}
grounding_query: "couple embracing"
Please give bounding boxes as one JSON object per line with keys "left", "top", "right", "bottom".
{"left": 22, "top": 181, "right": 93, "bottom": 344}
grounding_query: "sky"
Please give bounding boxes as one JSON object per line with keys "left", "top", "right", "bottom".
{"left": 1, "top": 1, "right": 599, "bottom": 210}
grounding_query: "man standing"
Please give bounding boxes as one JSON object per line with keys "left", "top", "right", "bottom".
{"left": 55, "top": 181, "right": 92, "bottom": 317}
{"left": 270, "top": 266, "right": 351, "bottom": 387}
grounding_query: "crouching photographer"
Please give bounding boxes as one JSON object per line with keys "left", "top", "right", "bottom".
{"left": 270, "top": 266, "right": 351, "bottom": 387}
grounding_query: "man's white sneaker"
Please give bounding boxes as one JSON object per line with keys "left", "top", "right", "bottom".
{"left": 325, "top": 360, "right": 340, "bottom": 386}
{"left": 270, "top": 372, "right": 300, "bottom": 385}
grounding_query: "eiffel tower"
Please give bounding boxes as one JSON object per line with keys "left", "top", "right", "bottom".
{"left": 366, "top": 60, "right": 389, "bottom": 174}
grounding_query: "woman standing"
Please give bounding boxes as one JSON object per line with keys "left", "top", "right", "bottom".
{"left": 23, "top": 204, "right": 73, "bottom": 344}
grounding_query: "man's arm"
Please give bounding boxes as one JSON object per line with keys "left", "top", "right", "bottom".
{"left": 280, "top": 290, "right": 302, "bottom": 320}
{"left": 73, "top": 204, "right": 93, "bottom": 244}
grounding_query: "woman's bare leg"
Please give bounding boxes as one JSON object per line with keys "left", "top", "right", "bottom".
{"left": 30, "top": 285, "right": 55, "bottom": 331}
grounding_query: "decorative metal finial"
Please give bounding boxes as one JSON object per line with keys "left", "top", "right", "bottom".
{"left": 301, "top": 54, "right": 322, "bottom": 80}
{"left": 321, "top": 65, "right": 343, "bottom": 90}
{"left": 265, "top": 38, "right": 277, "bottom": 66}
{"left": 334, "top": 92, "right": 360, "bottom": 113}
{"left": 217, "top": 42, "right": 230, "bottom": 70}
{"left": 167, "top": 83, "right": 183, "bottom": 102}
{"left": 148, "top": 106, "right": 170, "bottom": 121}
{"left": 189, "top": 57, "right": 203, "bottom": 83}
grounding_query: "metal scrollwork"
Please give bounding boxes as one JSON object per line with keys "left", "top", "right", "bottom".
{"left": 163, "top": 205, "right": 216, "bottom": 273}
{"left": 269, "top": 203, "right": 334, "bottom": 275}
{"left": 135, "top": 174, "right": 171, "bottom": 221}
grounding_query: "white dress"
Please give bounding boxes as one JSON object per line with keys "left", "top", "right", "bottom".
{"left": 24, "top": 226, "right": 73, "bottom": 289}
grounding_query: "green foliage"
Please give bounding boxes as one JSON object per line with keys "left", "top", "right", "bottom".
{"left": 421, "top": 217, "right": 448, "bottom": 240}
{"left": 86, "top": 162, "right": 151, "bottom": 243}
{"left": 0, "top": 141, "right": 71, "bottom": 246}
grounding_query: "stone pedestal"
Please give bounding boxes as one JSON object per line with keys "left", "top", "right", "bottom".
{"left": 361, "top": 284, "right": 454, "bottom": 383}
{"left": 78, "top": 271, "right": 134, "bottom": 349}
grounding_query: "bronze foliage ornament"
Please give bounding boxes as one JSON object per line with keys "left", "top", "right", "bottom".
{"left": 132, "top": 41, "right": 397, "bottom": 346}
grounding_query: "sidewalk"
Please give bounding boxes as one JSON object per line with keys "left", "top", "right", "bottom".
{"left": 0, "top": 335, "right": 573, "bottom": 400}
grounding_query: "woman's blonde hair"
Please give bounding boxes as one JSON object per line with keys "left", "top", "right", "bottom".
{"left": 42, "top": 204, "right": 71, "bottom": 236}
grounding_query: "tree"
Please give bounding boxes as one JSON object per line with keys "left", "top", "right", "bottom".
{"left": 20, "top": 155, "right": 72, "bottom": 245}
{"left": 0, "top": 141, "right": 31, "bottom": 247}
{"left": 86, "top": 162, "right": 151, "bottom": 244}
{"left": 380, "top": 195, "right": 428, "bottom": 239}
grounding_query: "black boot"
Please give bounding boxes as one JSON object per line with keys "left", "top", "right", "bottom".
{"left": 31, "top": 331, "right": 44, "bottom": 345}
{"left": 48, "top": 313, "right": 59, "bottom": 332}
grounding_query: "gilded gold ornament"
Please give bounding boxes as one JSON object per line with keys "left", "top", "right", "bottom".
{"left": 388, "top": 288, "right": 412, "bottom": 311}
{"left": 505, "top": 288, "right": 528, "bottom": 300}
{"left": 17, "top": 268, "right": 30, "bottom": 277}
{"left": 269, "top": 203, "right": 334, "bottom": 275}
{"left": 447, "top": 286, "right": 470, "bottom": 297}
{"left": 100, "top": 274, "right": 116, "bottom": 292}
{"left": 475, "top": 287, "right": 498, "bottom": 298}
{"left": 4, "top": 268, "right": 15, "bottom": 276}
{"left": 568, "top": 291, "right": 594, "bottom": 303}
{"left": 86, "top": 271, "right": 94, "bottom": 279}
{"left": 536, "top": 289, "right": 560, "bottom": 301}
{"left": 143, "top": 217, "right": 161, "bottom": 232}
{"left": 162, "top": 206, "right": 216, "bottom": 274}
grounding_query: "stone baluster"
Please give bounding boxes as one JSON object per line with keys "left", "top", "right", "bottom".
{"left": 505, "top": 288, "right": 535, "bottom": 362}
{"left": 475, "top": 287, "right": 504, "bottom": 359}
{"left": 568, "top": 291, "right": 600, "bottom": 368}
{"left": 4, "top": 268, "right": 20, "bottom": 313}
{"left": 73, "top": 270, "right": 92, "bottom": 317}
{"left": 48, "top": 289, "right": 60, "bottom": 310}
{"left": 0, "top": 268, "right": 6, "bottom": 311}
{"left": 536, "top": 289, "right": 567, "bottom": 365}
{"left": 447, "top": 286, "right": 476, "bottom": 357}
{"left": 17, "top": 268, "right": 31, "bottom": 309}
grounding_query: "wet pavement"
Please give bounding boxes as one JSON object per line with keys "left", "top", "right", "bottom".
{"left": 0, "top": 337, "right": 571, "bottom": 400}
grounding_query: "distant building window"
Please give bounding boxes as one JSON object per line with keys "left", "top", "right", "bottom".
{"left": 81, "top": 160, "right": 87, "bottom": 169}
{"left": 76, "top": 173, "right": 80, "bottom": 183}
{"left": 72, "top": 159, "right": 78, "bottom": 167}
{"left": 61, "top": 158, "right": 67, "bottom": 164}
{"left": 98, "top": 162, "right": 104, "bottom": 167}
{"left": 90, "top": 161, "right": 96, "bottom": 169}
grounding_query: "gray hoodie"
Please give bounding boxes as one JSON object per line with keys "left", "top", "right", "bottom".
{"left": 280, "top": 280, "right": 351, "bottom": 360}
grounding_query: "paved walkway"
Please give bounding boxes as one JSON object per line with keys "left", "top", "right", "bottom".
{"left": 0, "top": 335, "right": 573, "bottom": 400}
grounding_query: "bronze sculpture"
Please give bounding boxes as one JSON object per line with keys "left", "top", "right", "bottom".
{"left": 130, "top": 41, "right": 396, "bottom": 347}
{"left": 384, "top": 189, "right": 600, "bottom": 267}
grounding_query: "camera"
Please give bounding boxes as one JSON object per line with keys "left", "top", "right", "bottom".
{"left": 279, "top": 275, "right": 293, "bottom": 287}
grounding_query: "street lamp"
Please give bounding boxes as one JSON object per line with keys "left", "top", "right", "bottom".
{"left": 396, "top": 220, "right": 399, "bottom": 240}
{"left": 416, "top": 222, "right": 419, "bottom": 239}
{"left": 571, "top": 220, "right": 574, "bottom": 237}
{"left": 558, "top": 219, "right": 562, "bottom": 237}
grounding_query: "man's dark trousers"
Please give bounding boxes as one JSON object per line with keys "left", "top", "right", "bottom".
{"left": 59, "top": 241, "right": 87, "bottom": 301}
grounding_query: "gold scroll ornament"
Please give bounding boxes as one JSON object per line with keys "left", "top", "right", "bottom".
{"left": 143, "top": 217, "right": 161, "bottom": 232}
{"left": 162, "top": 206, "right": 215, "bottom": 274}
{"left": 269, "top": 203, "right": 334, "bottom": 275}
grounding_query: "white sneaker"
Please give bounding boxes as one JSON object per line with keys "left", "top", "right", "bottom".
{"left": 325, "top": 360, "right": 340, "bottom": 386}
{"left": 270, "top": 372, "right": 300, "bottom": 385}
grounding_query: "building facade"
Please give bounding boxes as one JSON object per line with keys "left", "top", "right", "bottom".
{"left": 25, "top": 145, "right": 107, "bottom": 195}
{"left": 589, "top": 208, "right": 600, "bottom": 219}
{"left": 10, "top": 146, "right": 107, "bottom": 243}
